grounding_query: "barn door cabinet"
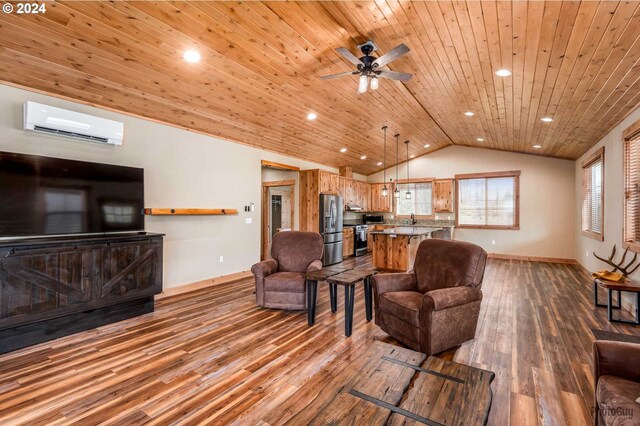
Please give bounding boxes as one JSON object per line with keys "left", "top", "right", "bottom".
{"left": 0, "top": 233, "right": 163, "bottom": 353}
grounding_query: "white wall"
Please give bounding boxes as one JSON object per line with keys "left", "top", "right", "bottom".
{"left": 575, "top": 106, "right": 640, "bottom": 310}
{"left": 0, "top": 84, "right": 333, "bottom": 289}
{"left": 368, "top": 145, "right": 576, "bottom": 259}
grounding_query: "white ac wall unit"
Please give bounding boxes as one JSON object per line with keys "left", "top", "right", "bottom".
{"left": 23, "top": 101, "right": 124, "bottom": 146}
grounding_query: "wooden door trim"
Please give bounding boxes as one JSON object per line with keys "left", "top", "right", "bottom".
{"left": 262, "top": 179, "right": 296, "bottom": 187}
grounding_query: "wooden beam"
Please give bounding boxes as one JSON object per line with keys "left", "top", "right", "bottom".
{"left": 143, "top": 208, "right": 238, "bottom": 215}
{"left": 261, "top": 160, "right": 300, "bottom": 171}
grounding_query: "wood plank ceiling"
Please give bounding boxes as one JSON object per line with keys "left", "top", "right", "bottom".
{"left": 1, "top": 1, "right": 639, "bottom": 175}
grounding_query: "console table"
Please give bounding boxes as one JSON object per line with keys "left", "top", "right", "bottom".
{"left": 594, "top": 277, "right": 640, "bottom": 325}
{"left": 0, "top": 233, "right": 164, "bottom": 353}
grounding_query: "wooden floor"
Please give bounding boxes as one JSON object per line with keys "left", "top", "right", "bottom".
{"left": 0, "top": 255, "right": 639, "bottom": 425}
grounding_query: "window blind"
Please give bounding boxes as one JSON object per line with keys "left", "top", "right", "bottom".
{"left": 396, "top": 182, "right": 432, "bottom": 216}
{"left": 625, "top": 136, "right": 640, "bottom": 243}
{"left": 582, "top": 153, "right": 603, "bottom": 235}
{"left": 458, "top": 175, "right": 517, "bottom": 227}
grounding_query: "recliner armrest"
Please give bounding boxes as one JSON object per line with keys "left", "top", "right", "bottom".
{"left": 594, "top": 340, "right": 640, "bottom": 383}
{"left": 307, "top": 260, "right": 323, "bottom": 273}
{"left": 251, "top": 258, "right": 278, "bottom": 278}
{"left": 373, "top": 273, "right": 417, "bottom": 294}
{"left": 424, "top": 286, "right": 482, "bottom": 311}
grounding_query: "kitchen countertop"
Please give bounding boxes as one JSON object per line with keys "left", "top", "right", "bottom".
{"left": 369, "top": 227, "right": 443, "bottom": 236}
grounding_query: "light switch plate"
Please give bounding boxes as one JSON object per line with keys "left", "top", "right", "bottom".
{"left": 246, "top": 217, "right": 253, "bottom": 224}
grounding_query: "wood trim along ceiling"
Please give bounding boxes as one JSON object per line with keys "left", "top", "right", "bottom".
{"left": 1, "top": 1, "right": 640, "bottom": 175}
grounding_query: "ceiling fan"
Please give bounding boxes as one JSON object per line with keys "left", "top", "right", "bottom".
{"left": 320, "top": 41, "right": 413, "bottom": 93}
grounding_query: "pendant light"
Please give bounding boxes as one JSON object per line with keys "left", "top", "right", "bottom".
{"left": 381, "top": 126, "right": 388, "bottom": 197}
{"left": 405, "top": 140, "right": 412, "bottom": 200}
{"left": 394, "top": 134, "right": 401, "bottom": 199}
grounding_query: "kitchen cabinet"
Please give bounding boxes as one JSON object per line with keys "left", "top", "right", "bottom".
{"left": 370, "top": 183, "right": 394, "bottom": 212}
{"left": 357, "top": 181, "right": 370, "bottom": 211}
{"left": 300, "top": 169, "right": 342, "bottom": 231}
{"left": 433, "top": 179, "right": 454, "bottom": 213}
{"left": 343, "top": 228, "right": 354, "bottom": 257}
{"left": 345, "top": 179, "right": 357, "bottom": 206}
{"left": 319, "top": 170, "right": 340, "bottom": 194}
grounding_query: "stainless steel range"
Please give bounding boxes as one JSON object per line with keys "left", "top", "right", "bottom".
{"left": 354, "top": 224, "right": 369, "bottom": 257}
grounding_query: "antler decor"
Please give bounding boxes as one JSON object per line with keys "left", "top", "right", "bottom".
{"left": 593, "top": 245, "right": 640, "bottom": 277}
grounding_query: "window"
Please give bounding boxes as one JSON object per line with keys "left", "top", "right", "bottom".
{"left": 624, "top": 120, "right": 640, "bottom": 250}
{"left": 455, "top": 171, "right": 520, "bottom": 229}
{"left": 581, "top": 147, "right": 604, "bottom": 240}
{"left": 395, "top": 181, "right": 433, "bottom": 218}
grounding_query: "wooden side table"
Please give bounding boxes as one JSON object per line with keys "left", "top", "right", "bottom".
{"left": 305, "top": 265, "right": 351, "bottom": 327}
{"left": 594, "top": 277, "right": 640, "bottom": 325}
{"left": 326, "top": 269, "right": 377, "bottom": 337}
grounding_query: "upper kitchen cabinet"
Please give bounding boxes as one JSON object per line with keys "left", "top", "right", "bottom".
{"left": 433, "top": 179, "right": 454, "bottom": 213}
{"left": 370, "top": 183, "right": 394, "bottom": 213}
{"left": 319, "top": 170, "right": 340, "bottom": 195}
{"left": 357, "top": 181, "right": 370, "bottom": 212}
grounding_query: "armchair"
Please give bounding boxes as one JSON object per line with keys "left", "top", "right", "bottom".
{"left": 373, "top": 238, "right": 487, "bottom": 355}
{"left": 593, "top": 340, "right": 640, "bottom": 425}
{"left": 251, "top": 231, "right": 324, "bottom": 310}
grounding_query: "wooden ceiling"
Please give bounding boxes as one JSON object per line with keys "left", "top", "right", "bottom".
{"left": 1, "top": 1, "right": 639, "bottom": 174}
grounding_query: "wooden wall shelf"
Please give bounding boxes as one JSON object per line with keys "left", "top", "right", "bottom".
{"left": 143, "top": 208, "right": 238, "bottom": 216}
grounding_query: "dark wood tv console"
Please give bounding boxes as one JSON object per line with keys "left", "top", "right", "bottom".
{"left": 0, "top": 233, "right": 163, "bottom": 354}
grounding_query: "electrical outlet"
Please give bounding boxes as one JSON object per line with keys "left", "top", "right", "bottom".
{"left": 491, "top": 240, "right": 496, "bottom": 245}
{"left": 219, "top": 256, "right": 224, "bottom": 263}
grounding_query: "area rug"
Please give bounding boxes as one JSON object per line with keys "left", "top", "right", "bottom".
{"left": 591, "top": 328, "right": 640, "bottom": 345}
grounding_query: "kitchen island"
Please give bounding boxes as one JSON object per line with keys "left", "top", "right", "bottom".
{"left": 370, "top": 227, "right": 442, "bottom": 271}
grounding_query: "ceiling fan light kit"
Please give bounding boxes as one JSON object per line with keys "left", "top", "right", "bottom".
{"left": 320, "top": 40, "right": 413, "bottom": 93}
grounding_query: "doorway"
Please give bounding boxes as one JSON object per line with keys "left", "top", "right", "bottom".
{"left": 261, "top": 179, "right": 296, "bottom": 259}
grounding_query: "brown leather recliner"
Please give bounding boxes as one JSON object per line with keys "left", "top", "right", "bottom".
{"left": 373, "top": 238, "right": 487, "bottom": 355}
{"left": 251, "top": 231, "right": 324, "bottom": 310}
{"left": 593, "top": 340, "right": 640, "bottom": 425}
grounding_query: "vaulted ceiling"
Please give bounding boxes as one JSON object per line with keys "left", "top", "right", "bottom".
{"left": 1, "top": 1, "right": 639, "bottom": 174}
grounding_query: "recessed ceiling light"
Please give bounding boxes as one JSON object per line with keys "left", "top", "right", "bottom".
{"left": 533, "top": 144, "right": 542, "bottom": 149}
{"left": 340, "top": 148, "right": 347, "bottom": 153}
{"left": 410, "top": 155, "right": 415, "bottom": 159}
{"left": 424, "top": 144, "right": 430, "bottom": 148}
{"left": 477, "top": 138, "right": 484, "bottom": 142}
{"left": 464, "top": 111, "right": 474, "bottom": 117}
{"left": 495, "top": 69, "right": 512, "bottom": 77}
{"left": 183, "top": 50, "right": 201, "bottom": 63}
{"left": 377, "top": 161, "right": 383, "bottom": 166}
{"left": 307, "top": 112, "right": 317, "bottom": 120}
{"left": 541, "top": 117, "right": 553, "bottom": 122}
{"left": 360, "top": 155, "right": 367, "bottom": 160}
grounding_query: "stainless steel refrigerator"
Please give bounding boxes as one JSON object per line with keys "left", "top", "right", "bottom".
{"left": 319, "top": 194, "right": 343, "bottom": 266}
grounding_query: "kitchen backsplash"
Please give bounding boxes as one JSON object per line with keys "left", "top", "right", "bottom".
{"left": 344, "top": 212, "right": 455, "bottom": 227}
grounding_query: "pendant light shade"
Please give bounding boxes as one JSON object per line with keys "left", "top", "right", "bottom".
{"left": 394, "top": 134, "right": 401, "bottom": 199}
{"left": 405, "top": 140, "right": 411, "bottom": 199}
{"left": 381, "top": 126, "right": 388, "bottom": 197}
{"left": 370, "top": 77, "right": 379, "bottom": 90}
{"left": 358, "top": 75, "right": 368, "bottom": 93}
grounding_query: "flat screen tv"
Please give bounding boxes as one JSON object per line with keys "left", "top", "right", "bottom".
{"left": 0, "top": 151, "right": 144, "bottom": 238}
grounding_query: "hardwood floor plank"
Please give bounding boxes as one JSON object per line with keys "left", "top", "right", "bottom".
{"left": 0, "top": 256, "right": 638, "bottom": 424}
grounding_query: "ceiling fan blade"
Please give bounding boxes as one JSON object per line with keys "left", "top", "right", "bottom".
{"left": 336, "top": 47, "right": 364, "bottom": 66}
{"left": 377, "top": 70, "right": 413, "bottom": 82}
{"left": 319, "top": 71, "right": 358, "bottom": 80}
{"left": 373, "top": 43, "right": 410, "bottom": 68}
